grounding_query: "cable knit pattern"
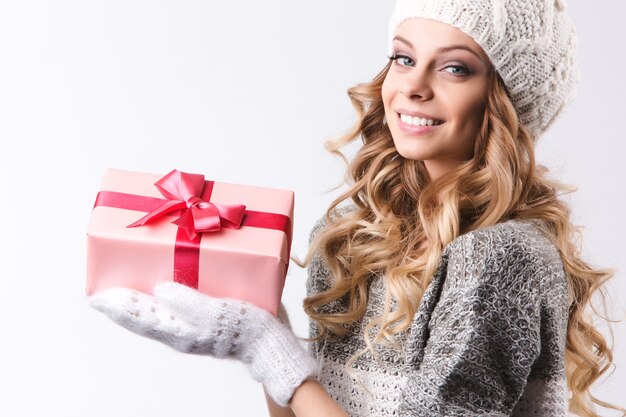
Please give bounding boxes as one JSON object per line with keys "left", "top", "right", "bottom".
{"left": 306, "top": 204, "right": 570, "bottom": 416}
{"left": 386, "top": 0, "right": 580, "bottom": 138}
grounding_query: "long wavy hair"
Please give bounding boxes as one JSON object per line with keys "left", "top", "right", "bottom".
{"left": 293, "top": 59, "right": 624, "bottom": 416}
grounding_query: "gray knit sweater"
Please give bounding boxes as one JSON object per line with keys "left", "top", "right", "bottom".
{"left": 306, "top": 205, "right": 570, "bottom": 416}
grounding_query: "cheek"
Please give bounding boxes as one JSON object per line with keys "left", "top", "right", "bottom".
{"left": 381, "top": 78, "right": 392, "bottom": 109}
{"left": 381, "top": 72, "right": 402, "bottom": 106}
{"left": 453, "top": 96, "right": 487, "bottom": 132}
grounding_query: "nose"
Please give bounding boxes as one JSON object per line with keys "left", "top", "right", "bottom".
{"left": 399, "top": 65, "right": 434, "bottom": 100}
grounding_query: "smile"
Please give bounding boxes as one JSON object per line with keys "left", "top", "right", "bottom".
{"left": 396, "top": 112, "right": 445, "bottom": 135}
{"left": 400, "top": 113, "right": 444, "bottom": 126}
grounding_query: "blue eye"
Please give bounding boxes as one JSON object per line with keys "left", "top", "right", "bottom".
{"left": 444, "top": 65, "right": 471, "bottom": 76}
{"left": 388, "top": 54, "right": 470, "bottom": 76}
{"left": 388, "top": 54, "right": 414, "bottom": 67}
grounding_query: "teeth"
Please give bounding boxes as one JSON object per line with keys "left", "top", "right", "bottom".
{"left": 400, "top": 113, "right": 443, "bottom": 126}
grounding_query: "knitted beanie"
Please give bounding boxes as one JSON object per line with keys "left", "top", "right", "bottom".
{"left": 387, "top": 0, "right": 581, "bottom": 138}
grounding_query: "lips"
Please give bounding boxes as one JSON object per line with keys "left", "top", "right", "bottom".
{"left": 396, "top": 112, "right": 444, "bottom": 134}
{"left": 396, "top": 110, "right": 444, "bottom": 122}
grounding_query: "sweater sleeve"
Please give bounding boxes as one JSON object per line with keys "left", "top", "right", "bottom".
{"left": 305, "top": 214, "right": 334, "bottom": 360}
{"left": 304, "top": 204, "right": 358, "bottom": 360}
{"left": 398, "top": 227, "right": 547, "bottom": 416}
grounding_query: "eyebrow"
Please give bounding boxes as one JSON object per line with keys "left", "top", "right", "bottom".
{"left": 392, "top": 35, "right": 486, "bottom": 65}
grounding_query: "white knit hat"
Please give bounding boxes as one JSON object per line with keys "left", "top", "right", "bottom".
{"left": 387, "top": 0, "right": 581, "bottom": 138}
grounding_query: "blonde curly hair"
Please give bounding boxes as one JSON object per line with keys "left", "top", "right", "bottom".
{"left": 293, "top": 59, "right": 624, "bottom": 417}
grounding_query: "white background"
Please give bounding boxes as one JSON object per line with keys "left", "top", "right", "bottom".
{"left": 1, "top": 1, "right": 624, "bottom": 415}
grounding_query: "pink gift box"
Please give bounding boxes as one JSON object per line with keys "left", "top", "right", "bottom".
{"left": 86, "top": 168, "right": 294, "bottom": 316}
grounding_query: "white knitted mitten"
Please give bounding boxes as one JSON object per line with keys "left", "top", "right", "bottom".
{"left": 89, "top": 282, "right": 318, "bottom": 406}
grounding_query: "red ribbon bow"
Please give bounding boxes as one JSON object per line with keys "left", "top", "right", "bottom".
{"left": 127, "top": 169, "right": 246, "bottom": 240}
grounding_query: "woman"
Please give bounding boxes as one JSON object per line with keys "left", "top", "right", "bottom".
{"left": 89, "top": 0, "right": 624, "bottom": 416}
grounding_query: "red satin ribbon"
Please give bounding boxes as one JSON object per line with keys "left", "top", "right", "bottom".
{"left": 127, "top": 169, "right": 247, "bottom": 241}
{"left": 93, "top": 170, "right": 292, "bottom": 290}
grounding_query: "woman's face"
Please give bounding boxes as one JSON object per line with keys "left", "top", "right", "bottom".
{"left": 382, "top": 18, "right": 492, "bottom": 181}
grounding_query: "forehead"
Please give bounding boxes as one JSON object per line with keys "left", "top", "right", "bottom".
{"left": 394, "top": 17, "right": 489, "bottom": 62}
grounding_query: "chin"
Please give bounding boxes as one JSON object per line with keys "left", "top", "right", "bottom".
{"left": 392, "top": 142, "right": 431, "bottom": 161}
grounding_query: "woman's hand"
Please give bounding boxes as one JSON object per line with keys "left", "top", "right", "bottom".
{"left": 88, "top": 282, "right": 319, "bottom": 407}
